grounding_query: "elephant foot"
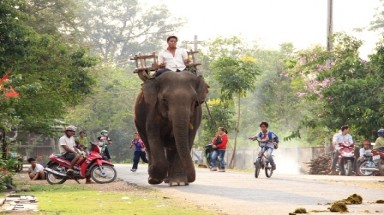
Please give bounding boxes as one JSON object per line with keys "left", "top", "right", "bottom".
{"left": 148, "top": 177, "right": 163, "bottom": 185}
{"left": 167, "top": 175, "right": 189, "bottom": 186}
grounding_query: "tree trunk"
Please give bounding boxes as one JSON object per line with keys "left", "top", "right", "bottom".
{"left": 229, "top": 93, "right": 241, "bottom": 169}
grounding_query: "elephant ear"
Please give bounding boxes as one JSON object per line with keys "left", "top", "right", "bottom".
{"left": 142, "top": 79, "right": 158, "bottom": 107}
{"left": 196, "top": 75, "right": 209, "bottom": 104}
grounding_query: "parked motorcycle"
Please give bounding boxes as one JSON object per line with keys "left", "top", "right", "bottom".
{"left": 44, "top": 142, "right": 117, "bottom": 185}
{"left": 357, "top": 146, "right": 384, "bottom": 176}
{"left": 335, "top": 142, "right": 355, "bottom": 176}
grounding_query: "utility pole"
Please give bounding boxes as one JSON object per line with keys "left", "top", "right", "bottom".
{"left": 183, "top": 35, "right": 204, "bottom": 51}
{"left": 327, "top": 0, "right": 333, "bottom": 51}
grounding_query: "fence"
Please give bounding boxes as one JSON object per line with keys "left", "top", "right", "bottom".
{"left": 192, "top": 146, "right": 328, "bottom": 173}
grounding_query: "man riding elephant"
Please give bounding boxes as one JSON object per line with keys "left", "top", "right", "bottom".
{"left": 153, "top": 35, "right": 191, "bottom": 77}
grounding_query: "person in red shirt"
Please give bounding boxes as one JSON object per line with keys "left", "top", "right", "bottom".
{"left": 210, "top": 127, "right": 228, "bottom": 172}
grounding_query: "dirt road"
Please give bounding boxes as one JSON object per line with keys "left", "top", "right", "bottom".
{"left": 116, "top": 164, "right": 384, "bottom": 215}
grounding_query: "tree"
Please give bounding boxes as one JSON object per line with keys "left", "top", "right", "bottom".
{"left": 21, "top": 0, "right": 79, "bottom": 37}
{"left": 64, "top": 64, "right": 142, "bottom": 161}
{"left": 287, "top": 33, "right": 384, "bottom": 140}
{"left": 0, "top": 0, "right": 98, "bottom": 134}
{"left": 370, "top": 0, "right": 384, "bottom": 32}
{"left": 210, "top": 55, "right": 260, "bottom": 168}
{"left": 77, "top": 0, "right": 185, "bottom": 62}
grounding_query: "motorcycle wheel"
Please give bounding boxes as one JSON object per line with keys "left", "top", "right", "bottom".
{"left": 357, "top": 160, "right": 374, "bottom": 176}
{"left": 345, "top": 160, "right": 353, "bottom": 176}
{"left": 265, "top": 162, "right": 273, "bottom": 178}
{"left": 46, "top": 163, "right": 67, "bottom": 185}
{"left": 90, "top": 164, "right": 117, "bottom": 184}
{"left": 254, "top": 160, "right": 261, "bottom": 178}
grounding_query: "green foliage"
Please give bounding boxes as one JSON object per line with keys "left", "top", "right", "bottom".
{"left": 0, "top": 159, "right": 16, "bottom": 191}
{"left": 77, "top": 0, "right": 185, "bottom": 62}
{"left": 370, "top": 0, "right": 384, "bottom": 32}
{"left": 64, "top": 64, "right": 141, "bottom": 161}
{"left": 286, "top": 33, "right": 384, "bottom": 140}
{"left": 0, "top": 0, "right": 98, "bottom": 134}
{"left": 200, "top": 99, "right": 235, "bottom": 146}
{"left": 211, "top": 55, "right": 260, "bottom": 100}
{"left": 21, "top": 0, "right": 78, "bottom": 37}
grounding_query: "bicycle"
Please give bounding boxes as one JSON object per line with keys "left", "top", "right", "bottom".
{"left": 249, "top": 137, "right": 277, "bottom": 178}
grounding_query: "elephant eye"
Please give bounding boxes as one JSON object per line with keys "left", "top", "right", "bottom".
{"left": 162, "top": 98, "right": 168, "bottom": 106}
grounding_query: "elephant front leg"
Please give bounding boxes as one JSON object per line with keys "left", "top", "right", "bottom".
{"left": 166, "top": 148, "right": 195, "bottom": 186}
{"left": 147, "top": 143, "right": 168, "bottom": 185}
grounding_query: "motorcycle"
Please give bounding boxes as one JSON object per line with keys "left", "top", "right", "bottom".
{"left": 204, "top": 144, "right": 219, "bottom": 168}
{"left": 357, "top": 146, "right": 384, "bottom": 176}
{"left": 44, "top": 142, "right": 117, "bottom": 185}
{"left": 335, "top": 142, "right": 355, "bottom": 176}
{"left": 250, "top": 138, "right": 276, "bottom": 178}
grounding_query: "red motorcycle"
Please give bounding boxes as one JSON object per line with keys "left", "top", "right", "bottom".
{"left": 357, "top": 146, "right": 384, "bottom": 176}
{"left": 44, "top": 142, "right": 117, "bottom": 184}
{"left": 336, "top": 142, "right": 355, "bottom": 176}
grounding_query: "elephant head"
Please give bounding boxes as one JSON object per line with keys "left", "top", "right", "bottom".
{"left": 135, "top": 71, "right": 208, "bottom": 185}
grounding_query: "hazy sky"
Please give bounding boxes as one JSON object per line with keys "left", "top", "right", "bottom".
{"left": 142, "top": 0, "right": 382, "bottom": 59}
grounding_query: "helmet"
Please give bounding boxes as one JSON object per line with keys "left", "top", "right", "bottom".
{"left": 100, "top": 130, "right": 108, "bottom": 135}
{"left": 65, "top": 125, "right": 77, "bottom": 132}
{"left": 378, "top": 128, "right": 384, "bottom": 136}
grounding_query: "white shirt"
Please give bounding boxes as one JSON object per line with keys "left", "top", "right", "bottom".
{"left": 158, "top": 48, "right": 188, "bottom": 72}
{"left": 59, "top": 135, "right": 76, "bottom": 154}
{"left": 334, "top": 133, "right": 353, "bottom": 149}
{"left": 28, "top": 163, "right": 44, "bottom": 174}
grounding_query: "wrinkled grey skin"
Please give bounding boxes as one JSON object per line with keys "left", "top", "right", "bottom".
{"left": 134, "top": 71, "right": 208, "bottom": 185}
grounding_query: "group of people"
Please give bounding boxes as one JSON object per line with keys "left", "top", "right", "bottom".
{"left": 330, "top": 125, "right": 384, "bottom": 175}
{"left": 208, "top": 121, "right": 279, "bottom": 172}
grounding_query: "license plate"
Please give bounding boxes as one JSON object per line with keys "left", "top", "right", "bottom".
{"left": 373, "top": 155, "right": 380, "bottom": 160}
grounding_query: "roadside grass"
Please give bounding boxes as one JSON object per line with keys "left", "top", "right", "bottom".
{"left": 7, "top": 174, "right": 215, "bottom": 215}
{"left": 24, "top": 184, "right": 211, "bottom": 215}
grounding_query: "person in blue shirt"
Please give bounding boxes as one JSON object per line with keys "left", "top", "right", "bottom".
{"left": 249, "top": 121, "right": 279, "bottom": 170}
{"left": 129, "top": 131, "right": 148, "bottom": 172}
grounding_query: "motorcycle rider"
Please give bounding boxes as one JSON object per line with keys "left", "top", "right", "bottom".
{"left": 358, "top": 140, "right": 372, "bottom": 162}
{"left": 331, "top": 125, "right": 353, "bottom": 175}
{"left": 375, "top": 128, "right": 384, "bottom": 148}
{"left": 249, "top": 121, "right": 279, "bottom": 170}
{"left": 97, "top": 130, "right": 112, "bottom": 161}
{"left": 59, "top": 125, "right": 82, "bottom": 175}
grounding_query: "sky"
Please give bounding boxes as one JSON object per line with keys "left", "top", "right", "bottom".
{"left": 141, "top": 0, "right": 382, "bottom": 59}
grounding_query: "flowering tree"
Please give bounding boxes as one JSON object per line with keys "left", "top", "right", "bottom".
{"left": 287, "top": 33, "right": 384, "bottom": 139}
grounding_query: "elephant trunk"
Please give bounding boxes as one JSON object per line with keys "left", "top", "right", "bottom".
{"left": 171, "top": 111, "right": 195, "bottom": 182}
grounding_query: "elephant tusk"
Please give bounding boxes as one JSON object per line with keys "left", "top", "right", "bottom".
{"left": 189, "top": 123, "right": 194, "bottom": 130}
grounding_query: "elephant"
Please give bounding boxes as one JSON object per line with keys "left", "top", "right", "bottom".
{"left": 134, "top": 71, "right": 209, "bottom": 185}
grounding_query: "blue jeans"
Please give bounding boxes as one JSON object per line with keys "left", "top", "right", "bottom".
{"left": 132, "top": 151, "right": 148, "bottom": 170}
{"left": 259, "top": 146, "right": 275, "bottom": 166}
{"left": 211, "top": 150, "right": 226, "bottom": 169}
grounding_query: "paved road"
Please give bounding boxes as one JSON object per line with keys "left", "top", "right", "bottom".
{"left": 116, "top": 164, "right": 384, "bottom": 215}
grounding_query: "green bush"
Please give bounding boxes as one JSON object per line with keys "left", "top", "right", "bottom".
{"left": 0, "top": 158, "right": 17, "bottom": 191}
